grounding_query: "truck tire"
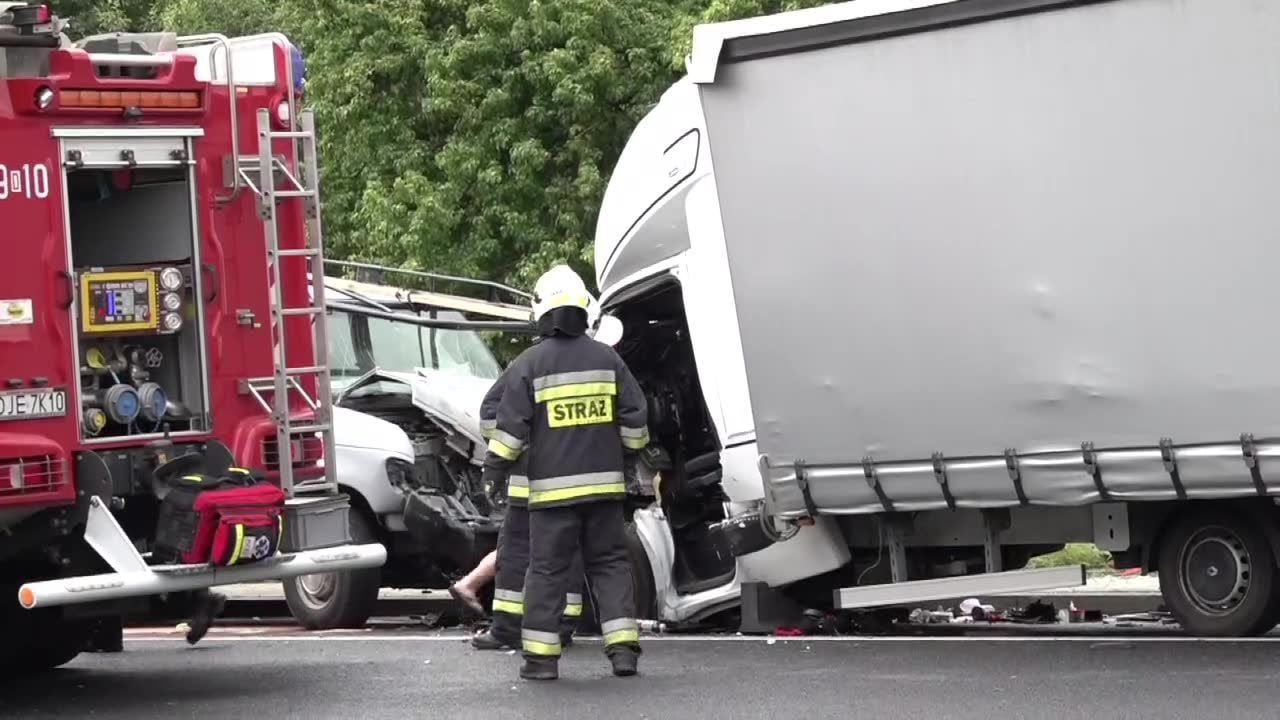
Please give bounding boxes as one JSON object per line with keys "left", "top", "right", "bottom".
{"left": 283, "top": 509, "right": 381, "bottom": 630}
{"left": 1158, "top": 508, "right": 1278, "bottom": 637}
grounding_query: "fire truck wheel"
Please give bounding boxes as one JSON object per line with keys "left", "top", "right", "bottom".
{"left": 26, "top": 618, "right": 90, "bottom": 672}
{"left": 0, "top": 603, "right": 88, "bottom": 674}
{"left": 1158, "top": 507, "right": 1278, "bottom": 637}
{"left": 283, "top": 509, "right": 382, "bottom": 630}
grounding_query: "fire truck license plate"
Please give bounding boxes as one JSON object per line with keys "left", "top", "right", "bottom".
{"left": 0, "top": 388, "right": 67, "bottom": 422}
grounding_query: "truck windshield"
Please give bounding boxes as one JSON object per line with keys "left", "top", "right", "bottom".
{"left": 328, "top": 307, "right": 502, "bottom": 393}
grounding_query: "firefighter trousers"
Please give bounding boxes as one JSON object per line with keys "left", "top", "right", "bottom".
{"left": 522, "top": 501, "right": 639, "bottom": 660}
{"left": 491, "top": 504, "right": 584, "bottom": 646}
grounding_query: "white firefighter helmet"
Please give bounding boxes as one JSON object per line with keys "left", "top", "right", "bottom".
{"left": 532, "top": 264, "right": 591, "bottom": 322}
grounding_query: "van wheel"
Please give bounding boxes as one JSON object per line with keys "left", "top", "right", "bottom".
{"left": 1158, "top": 508, "right": 1277, "bottom": 637}
{"left": 283, "top": 509, "right": 381, "bottom": 630}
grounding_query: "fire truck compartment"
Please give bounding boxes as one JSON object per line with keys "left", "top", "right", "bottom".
{"left": 65, "top": 159, "right": 208, "bottom": 441}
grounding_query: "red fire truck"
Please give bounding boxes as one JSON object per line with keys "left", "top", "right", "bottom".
{"left": 0, "top": 4, "right": 385, "bottom": 671}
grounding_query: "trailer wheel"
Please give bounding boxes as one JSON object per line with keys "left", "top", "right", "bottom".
{"left": 1158, "top": 509, "right": 1278, "bottom": 637}
{"left": 283, "top": 509, "right": 382, "bottom": 630}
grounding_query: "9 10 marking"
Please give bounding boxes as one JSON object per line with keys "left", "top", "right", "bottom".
{"left": 0, "top": 163, "right": 51, "bottom": 200}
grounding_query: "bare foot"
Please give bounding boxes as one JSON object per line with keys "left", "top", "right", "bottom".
{"left": 449, "top": 584, "right": 485, "bottom": 615}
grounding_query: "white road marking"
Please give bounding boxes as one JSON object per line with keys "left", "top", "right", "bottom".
{"left": 120, "top": 633, "right": 1280, "bottom": 644}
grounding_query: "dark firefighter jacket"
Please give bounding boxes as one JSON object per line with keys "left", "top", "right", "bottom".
{"left": 479, "top": 367, "right": 529, "bottom": 506}
{"left": 482, "top": 333, "right": 649, "bottom": 509}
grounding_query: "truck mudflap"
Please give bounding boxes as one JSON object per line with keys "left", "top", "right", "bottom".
{"left": 17, "top": 496, "right": 386, "bottom": 610}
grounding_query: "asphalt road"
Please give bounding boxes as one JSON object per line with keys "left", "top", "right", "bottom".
{"left": 3, "top": 630, "right": 1280, "bottom": 719}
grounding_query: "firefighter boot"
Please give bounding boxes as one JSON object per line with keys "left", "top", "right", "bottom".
{"left": 520, "top": 656, "right": 559, "bottom": 681}
{"left": 608, "top": 646, "right": 639, "bottom": 677}
{"left": 185, "top": 590, "right": 227, "bottom": 645}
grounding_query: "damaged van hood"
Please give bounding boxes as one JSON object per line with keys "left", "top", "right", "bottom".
{"left": 337, "top": 368, "right": 495, "bottom": 464}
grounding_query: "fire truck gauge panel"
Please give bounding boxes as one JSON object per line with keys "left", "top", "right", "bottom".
{"left": 158, "top": 267, "right": 184, "bottom": 292}
{"left": 161, "top": 312, "right": 183, "bottom": 333}
{"left": 80, "top": 270, "right": 158, "bottom": 334}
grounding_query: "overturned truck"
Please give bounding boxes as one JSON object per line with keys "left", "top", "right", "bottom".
{"left": 594, "top": 0, "right": 1280, "bottom": 636}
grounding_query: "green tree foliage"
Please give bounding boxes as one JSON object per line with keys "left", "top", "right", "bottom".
{"left": 53, "top": 0, "right": 149, "bottom": 37}
{"left": 51, "top": 0, "right": 835, "bottom": 290}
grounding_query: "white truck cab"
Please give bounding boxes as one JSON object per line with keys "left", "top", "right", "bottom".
{"left": 594, "top": 78, "right": 850, "bottom": 625}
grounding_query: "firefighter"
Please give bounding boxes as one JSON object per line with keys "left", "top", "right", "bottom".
{"left": 467, "top": 294, "right": 616, "bottom": 650}
{"left": 469, "top": 365, "right": 586, "bottom": 651}
{"left": 483, "top": 265, "right": 649, "bottom": 681}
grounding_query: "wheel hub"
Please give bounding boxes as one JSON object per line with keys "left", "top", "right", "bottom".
{"left": 297, "top": 572, "right": 338, "bottom": 609}
{"left": 1180, "top": 529, "right": 1250, "bottom": 615}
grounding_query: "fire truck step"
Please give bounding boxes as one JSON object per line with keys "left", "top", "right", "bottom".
{"left": 275, "top": 248, "right": 320, "bottom": 257}
{"left": 280, "top": 307, "right": 324, "bottom": 317}
{"left": 273, "top": 189, "right": 316, "bottom": 199}
{"left": 286, "top": 424, "right": 332, "bottom": 434}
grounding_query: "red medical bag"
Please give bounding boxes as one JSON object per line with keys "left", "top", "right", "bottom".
{"left": 154, "top": 470, "right": 285, "bottom": 566}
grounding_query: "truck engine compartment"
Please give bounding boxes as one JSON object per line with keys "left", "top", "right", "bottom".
{"left": 336, "top": 378, "right": 500, "bottom": 584}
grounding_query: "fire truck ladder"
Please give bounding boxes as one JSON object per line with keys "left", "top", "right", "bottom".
{"left": 241, "top": 107, "right": 336, "bottom": 497}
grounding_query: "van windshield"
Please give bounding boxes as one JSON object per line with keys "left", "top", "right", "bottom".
{"left": 328, "top": 307, "right": 502, "bottom": 393}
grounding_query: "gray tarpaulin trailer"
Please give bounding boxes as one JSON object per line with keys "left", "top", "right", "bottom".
{"left": 685, "top": 0, "right": 1280, "bottom": 633}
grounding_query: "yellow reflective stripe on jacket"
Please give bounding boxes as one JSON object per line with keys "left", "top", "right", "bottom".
{"left": 533, "top": 370, "right": 616, "bottom": 391}
{"left": 535, "top": 382, "right": 617, "bottom": 403}
{"left": 488, "top": 437, "right": 521, "bottom": 461}
{"left": 530, "top": 483, "right": 626, "bottom": 504}
{"left": 602, "top": 618, "right": 639, "bottom": 647}
{"left": 507, "top": 474, "right": 530, "bottom": 500}
{"left": 522, "top": 629, "right": 562, "bottom": 657}
{"left": 479, "top": 419, "right": 497, "bottom": 439}
{"left": 620, "top": 425, "right": 649, "bottom": 450}
{"left": 529, "top": 471, "right": 626, "bottom": 505}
